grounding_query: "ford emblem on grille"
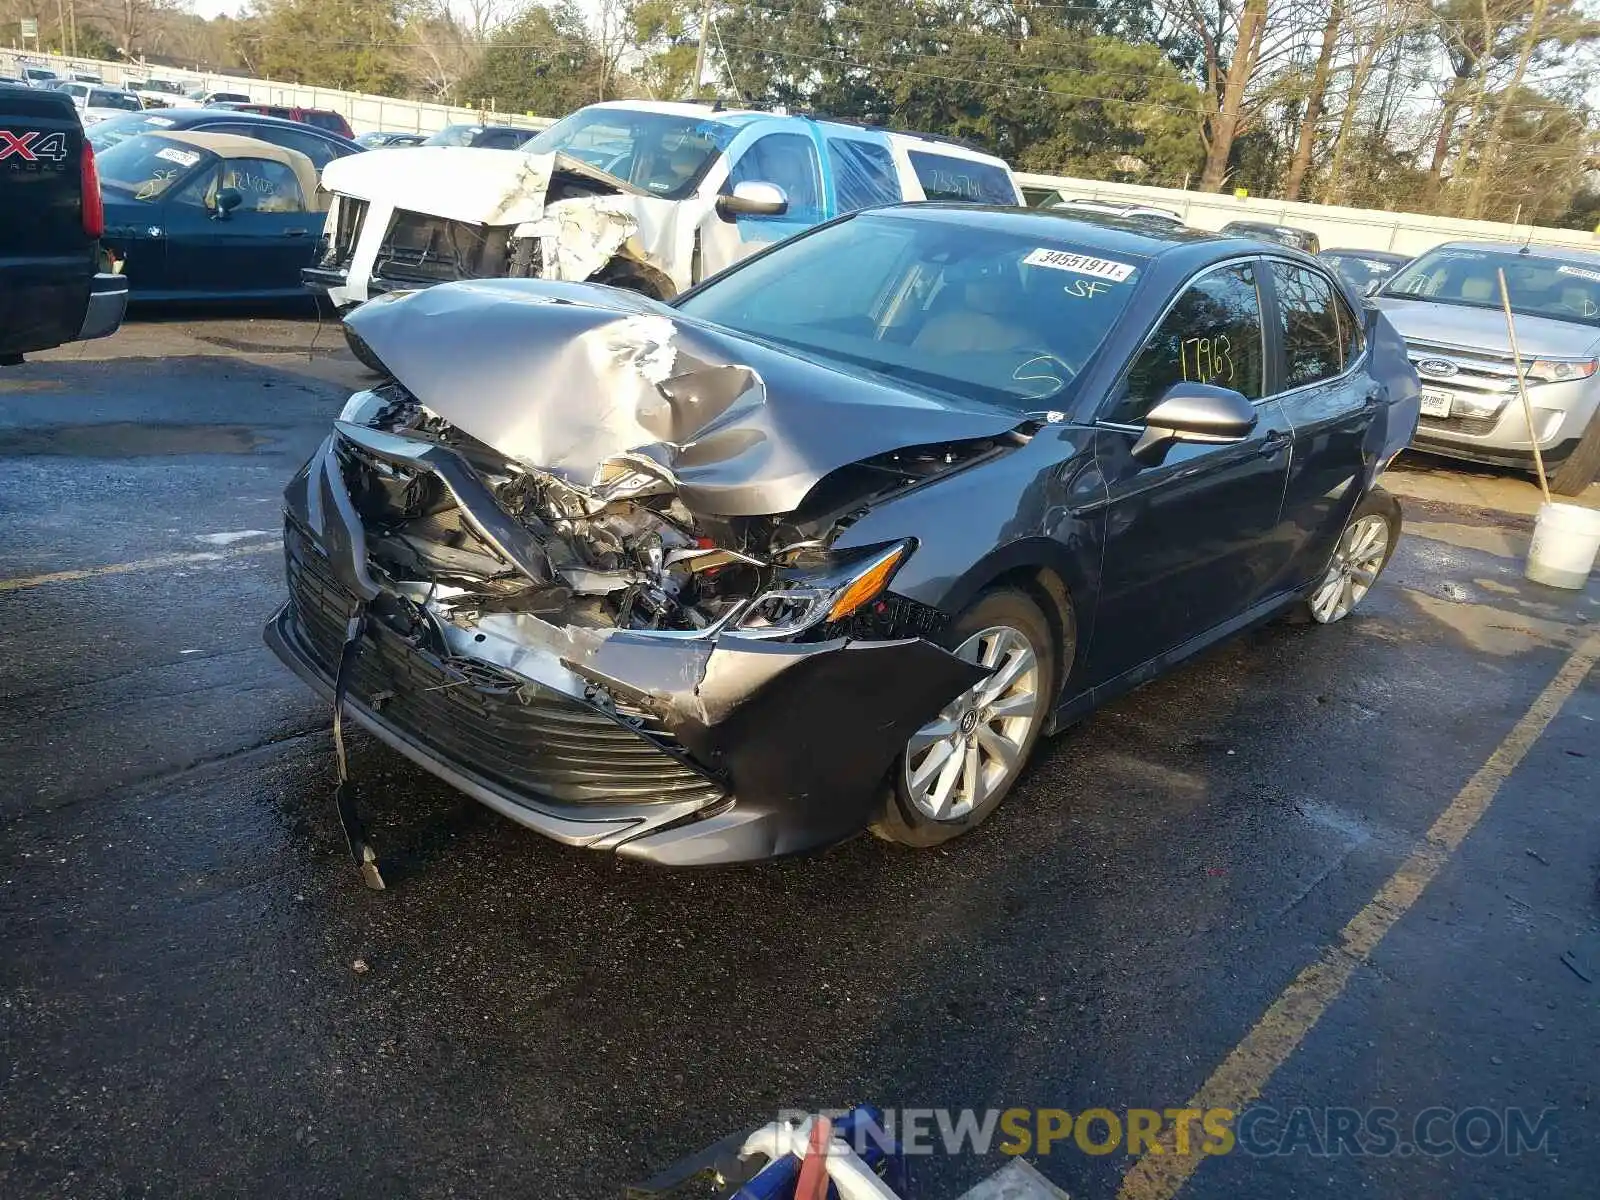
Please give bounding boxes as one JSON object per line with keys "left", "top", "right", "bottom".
{"left": 1416, "top": 358, "right": 1459, "bottom": 378}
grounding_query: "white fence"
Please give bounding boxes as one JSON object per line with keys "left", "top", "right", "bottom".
{"left": 1016, "top": 171, "right": 1599, "bottom": 257}
{"left": 1, "top": 49, "right": 554, "bottom": 137}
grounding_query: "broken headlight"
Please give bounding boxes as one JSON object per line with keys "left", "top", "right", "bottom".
{"left": 338, "top": 389, "right": 386, "bottom": 426}
{"left": 734, "top": 540, "right": 912, "bottom": 638}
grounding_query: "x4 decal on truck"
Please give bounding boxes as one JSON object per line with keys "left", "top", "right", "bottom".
{"left": 0, "top": 130, "right": 69, "bottom": 162}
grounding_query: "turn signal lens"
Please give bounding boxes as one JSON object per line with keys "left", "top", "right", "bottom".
{"left": 1524, "top": 357, "right": 1597, "bottom": 383}
{"left": 825, "top": 544, "right": 908, "bottom": 623}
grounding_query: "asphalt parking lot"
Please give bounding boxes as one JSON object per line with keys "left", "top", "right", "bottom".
{"left": 2, "top": 310, "right": 1597, "bottom": 1200}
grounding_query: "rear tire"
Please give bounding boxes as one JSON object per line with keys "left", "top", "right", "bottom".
{"left": 1294, "top": 487, "right": 1401, "bottom": 624}
{"left": 1550, "top": 408, "right": 1600, "bottom": 496}
{"left": 871, "top": 588, "right": 1057, "bottom": 848}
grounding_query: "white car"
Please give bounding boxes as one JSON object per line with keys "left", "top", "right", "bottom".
{"left": 127, "top": 78, "right": 186, "bottom": 109}
{"left": 53, "top": 83, "right": 143, "bottom": 121}
{"left": 308, "top": 100, "right": 1023, "bottom": 310}
{"left": 171, "top": 89, "right": 253, "bottom": 108}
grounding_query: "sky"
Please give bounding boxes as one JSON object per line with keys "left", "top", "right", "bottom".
{"left": 191, "top": 0, "right": 246, "bottom": 16}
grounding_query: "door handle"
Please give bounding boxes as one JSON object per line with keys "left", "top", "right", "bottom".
{"left": 285, "top": 228, "right": 309, "bottom": 237}
{"left": 1258, "top": 430, "right": 1293, "bottom": 456}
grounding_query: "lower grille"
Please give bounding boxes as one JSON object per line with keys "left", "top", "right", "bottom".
{"left": 283, "top": 519, "right": 724, "bottom": 808}
{"left": 1419, "top": 413, "right": 1499, "bottom": 437}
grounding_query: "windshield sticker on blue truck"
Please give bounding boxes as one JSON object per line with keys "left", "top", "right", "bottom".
{"left": 1023, "top": 248, "right": 1136, "bottom": 282}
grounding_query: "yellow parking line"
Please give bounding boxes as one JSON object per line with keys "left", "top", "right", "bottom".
{"left": 0, "top": 541, "right": 278, "bottom": 593}
{"left": 1118, "top": 628, "right": 1600, "bottom": 1200}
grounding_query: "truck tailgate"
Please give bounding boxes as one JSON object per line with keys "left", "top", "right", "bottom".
{"left": 1, "top": 88, "right": 96, "bottom": 358}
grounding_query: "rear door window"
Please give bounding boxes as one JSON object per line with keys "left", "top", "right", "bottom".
{"left": 1269, "top": 262, "right": 1345, "bottom": 388}
{"left": 906, "top": 150, "right": 1016, "bottom": 204}
{"left": 1115, "top": 263, "right": 1266, "bottom": 423}
{"left": 825, "top": 138, "right": 901, "bottom": 211}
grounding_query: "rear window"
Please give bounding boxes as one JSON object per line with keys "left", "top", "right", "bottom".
{"left": 906, "top": 150, "right": 1017, "bottom": 205}
{"left": 87, "top": 112, "right": 181, "bottom": 153}
{"left": 303, "top": 111, "right": 350, "bottom": 135}
{"left": 90, "top": 90, "right": 141, "bottom": 111}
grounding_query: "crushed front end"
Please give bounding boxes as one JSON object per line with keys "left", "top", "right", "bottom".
{"left": 266, "top": 383, "right": 991, "bottom": 867}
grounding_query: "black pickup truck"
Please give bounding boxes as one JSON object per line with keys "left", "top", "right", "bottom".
{"left": 0, "top": 81, "right": 127, "bottom": 363}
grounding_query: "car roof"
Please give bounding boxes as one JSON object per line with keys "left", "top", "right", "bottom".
{"left": 1223, "top": 220, "right": 1311, "bottom": 234}
{"left": 147, "top": 130, "right": 321, "bottom": 196}
{"left": 1427, "top": 239, "right": 1600, "bottom": 265}
{"left": 876, "top": 203, "right": 1225, "bottom": 254}
{"left": 571, "top": 100, "right": 1009, "bottom": 164}
{"left": 1321, "top": 248, "right": 1409, "bottom": 261}
{"left": 155, "top": 107, "right": 359, "bottom": 145}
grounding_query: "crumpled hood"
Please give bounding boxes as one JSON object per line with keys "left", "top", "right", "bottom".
{"left": 1376, "top": 296, "right": 1600, "bottom": 360}
{"left": 320, "top": 147, "right": 632, "bottom": 227}
{"left": 343, "top": 278, "right": 1027, "bottom": 517}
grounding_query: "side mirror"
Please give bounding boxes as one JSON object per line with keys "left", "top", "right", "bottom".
{"left": 1133, "top": 382, "right": 1257, "bottom": 459}
{"left": 213, "top": 187, "right": 243, "bottom": 219}
{"left": 717, "top": 180, "right": 788, "bottom": 218}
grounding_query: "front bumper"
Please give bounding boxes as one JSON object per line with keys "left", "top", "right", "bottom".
{"left": 76, "top": 272, "right": 128, "bottom": 341}
{"left": 264, "top": 433, "right": 982, "bottom": 864}
{"left": 1411, "top": 373, "right": 1597, "bottom": 468}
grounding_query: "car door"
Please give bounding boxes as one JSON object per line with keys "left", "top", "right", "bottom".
{"left": 1087, "top": 258, "right": 1296, "bottom": 685}
{"left": 1263, "top": 258, "right": 1382, "bottom": 587}
{"left": 164, "top": 156, "right": 315, "bottom": 294}
{"left": 707, "top": 128, "right": 826, "bottom": 274}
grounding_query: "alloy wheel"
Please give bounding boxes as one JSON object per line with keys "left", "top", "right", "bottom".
{"left": 1309, "top": 513, "right": 1391, "bottom": 624}
{"left": 903, "top": 625, "right": 1044, "bottom": 821}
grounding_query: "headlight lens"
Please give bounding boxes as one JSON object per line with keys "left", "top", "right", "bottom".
{"left": 735, "top": 541, "right": 912, "bottom": 637}
{"left": 1524, "top": 357, "right": 1597, "bottom": 384}
{"left": 338, "top": 389, "right": 384, "bottom": 425}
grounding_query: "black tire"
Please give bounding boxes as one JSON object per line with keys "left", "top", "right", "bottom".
{"left": 871, "top": 587, "right": 1059, "bottom": 848}
{"left": 1550, "top": 408, "right": 1600, "bottom": 496}
{"left": 343, "top": 324, "right": 387, "bottom": 375}
{"left": 1292, "top": 486, "right": 1401, "bottom": 624}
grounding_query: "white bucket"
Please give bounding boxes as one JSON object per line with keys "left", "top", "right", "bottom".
{"left": 1525, "top": 501, "right": 1600, "bottom": 589}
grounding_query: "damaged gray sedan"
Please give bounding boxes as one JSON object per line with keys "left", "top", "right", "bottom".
{"left": 266, "top": 205, "right": 1420, "bottom": 881}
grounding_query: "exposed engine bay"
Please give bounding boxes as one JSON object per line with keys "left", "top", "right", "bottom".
{"left": 339, "top": 382, "right": 1015, "bottom": 641}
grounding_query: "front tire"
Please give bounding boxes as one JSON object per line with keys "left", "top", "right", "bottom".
{"left": 343, "top": 325, "right": 386, "bottom": 375}
{"left": 872, "top": 588, "right": 1057, "bottom": 847}
{"left": 1550, "top": 407, "right": 1600, "bottom": 496}
{"left": 1297, "top": 487, "right": 1401, "bottom": 624}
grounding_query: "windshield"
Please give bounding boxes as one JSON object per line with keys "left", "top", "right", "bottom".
{"left": 1324, "top": 252, "right": 1405, "bottom": 295}
{"left": 88, "top": 111, "right": 183, "bottom": 152}
{"left": 1384, "top": 246, "right": 1600, "bottom": 327}
{"left": 95, "top": 134, "right": 214, "bottom": 203}
{"left": 676, "top": 212, "right": 1143, "bottom": 409}
{"left": 523, "top": 107, "right": 734, "bottom": 198}
{"left": 421, "top": 124, "right": 480, "bottom": 147}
